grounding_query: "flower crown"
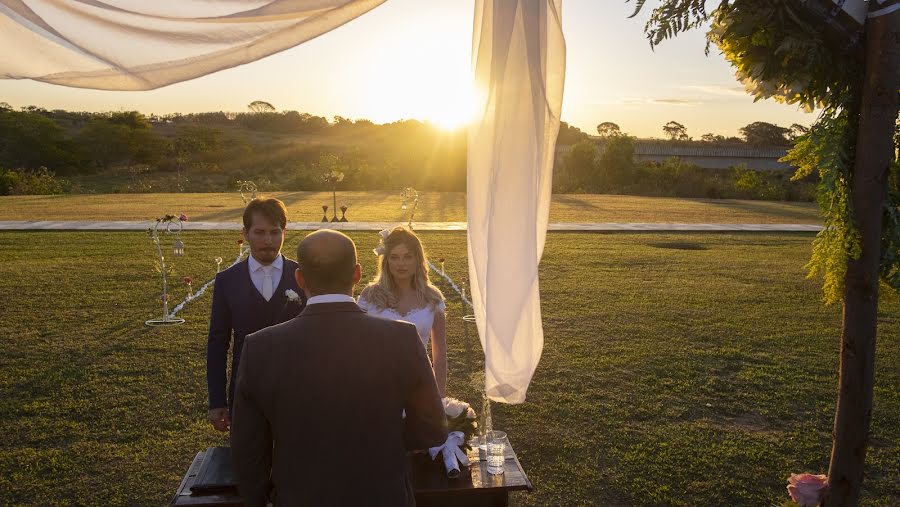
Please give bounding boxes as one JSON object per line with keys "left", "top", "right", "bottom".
{"left": 373, "top": 228, "right": 391, "bottom": 256}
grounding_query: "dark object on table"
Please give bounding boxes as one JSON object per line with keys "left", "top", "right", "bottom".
{"left": 190, "top": 447, "right": 235, "bottom": 495}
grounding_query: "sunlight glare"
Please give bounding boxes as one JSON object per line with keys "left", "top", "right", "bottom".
{"left": 351, "top": 15, "right": 478, "bottom": 130}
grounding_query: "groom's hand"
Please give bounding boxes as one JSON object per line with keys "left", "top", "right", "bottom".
{"left": 208, "top": 408, "right": 231, "bottom": 432}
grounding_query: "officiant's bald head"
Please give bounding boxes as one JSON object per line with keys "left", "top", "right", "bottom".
{"left": 295, "top": 230, "right": 361, "bottom": 296}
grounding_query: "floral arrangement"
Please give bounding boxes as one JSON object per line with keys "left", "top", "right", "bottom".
{"left": 429, "top": 397, "right": 478, "bottom": 479}
{"left": 787, "top": 473, "right": 827, "bottom": 507}
{"left": 443, "top": 397, "right": 477, "bottom": 449}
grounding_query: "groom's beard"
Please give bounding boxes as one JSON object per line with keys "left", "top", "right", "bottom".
{"left": 252, "top": 248, "right": 280, "bottom": 264}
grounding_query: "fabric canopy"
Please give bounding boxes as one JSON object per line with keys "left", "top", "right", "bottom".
{"left": 0, "top": 0, "right": 565, "bottom": 404}
{"left": 0, "top": 0, "right": 387, "bottom": 90}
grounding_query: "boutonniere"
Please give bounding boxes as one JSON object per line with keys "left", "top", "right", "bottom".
{"left": 285, "top": 289, "right": 301, "bottom": 304}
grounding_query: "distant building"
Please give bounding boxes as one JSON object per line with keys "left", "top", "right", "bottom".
{"left": 557, "top": 139, "right": 795, "bottom": 171}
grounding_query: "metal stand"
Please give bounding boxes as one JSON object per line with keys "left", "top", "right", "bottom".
{"left": 146, "top": 215, "right": 186, "bottom": 326}
{"left": 237, "top": 180, "right": 258, "bottom": 203}
{"left": 401, "top": 187, "right": 419, "bottom": 228}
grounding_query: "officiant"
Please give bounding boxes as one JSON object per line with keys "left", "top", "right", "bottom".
{"left": 206, "top": 197, "right": 307, "bottom": 431}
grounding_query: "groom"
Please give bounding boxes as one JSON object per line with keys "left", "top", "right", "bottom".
{"left": 206, "top": 197, "right": 306, "bottom": 431}
{"left": 231, "top": 230, "right": 447, "bottom": 506}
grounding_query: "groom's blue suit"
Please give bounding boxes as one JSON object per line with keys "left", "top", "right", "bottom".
{"left": 206, "top": 256, "right": 306, "bottom": 411}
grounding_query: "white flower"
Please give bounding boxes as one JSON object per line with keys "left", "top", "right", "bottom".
{"left": 373, "top": 228, "right": 391, "bottom": 256}
{"left": 285, "top": 289, "right": 300, "bottom": 302}
{"left": 442, "top": 397, "right": 473, "bottom": 419}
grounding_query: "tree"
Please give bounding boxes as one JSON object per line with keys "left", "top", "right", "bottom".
{"left": 247, "top": 100, "right": 275, "bottom": 113}
{"left": 597, "top": 135, "right": 635, "bottom": 189}
{"left": 76, "top": 113, "right": 166, "bottom": 169}
{"left": 739, "top": 121, "right": 791, "bottom": 145}
{"left": 0, "top": 108, "right": 77, "bottom": 171}
{"left": 628, "top": 2, "right": 900, "bottom": 506}
{"left": 700, "top": 133, "right": 725, "bottom": 143}
{"left": 557, "top": 121, "right": 590, "bottom": 145}
{"left": 662, "top": 120, "right": 688, "bottom": 141}
{"left": 596, "top": 121, "right": 622, "bottom": 137}
{"left": 561, "top": 139, "right": 598, "bottom": 191}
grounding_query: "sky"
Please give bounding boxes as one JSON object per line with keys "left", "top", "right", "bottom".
{"left": 0, "top": 0, "right": 817, "bottom": 139}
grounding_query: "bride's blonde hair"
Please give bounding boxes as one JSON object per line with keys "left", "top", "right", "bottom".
{"left": 362, "top": 226, "right": 443, "bottom": 311}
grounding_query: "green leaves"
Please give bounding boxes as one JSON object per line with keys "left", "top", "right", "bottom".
{"left": 626, "top": 0, "right": 727, "bottom": 48}
{"left": 628, "top": 0, "right": 898, "bottom": 303}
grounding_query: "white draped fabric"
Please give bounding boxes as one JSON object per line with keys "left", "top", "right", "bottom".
{"left": 0, "top": 0, "right": 387, "bottom": 90}
{"left": 0, "top": 0, "right": 565, "bottom": 404}
{"left": 468, "top": 0, "right": 564, "bottom": 403}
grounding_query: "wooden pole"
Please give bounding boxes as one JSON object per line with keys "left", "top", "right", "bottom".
{"left": 825, "top": 4, "right": 900, "bottom": 506}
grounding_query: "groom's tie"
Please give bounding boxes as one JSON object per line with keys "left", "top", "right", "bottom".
{"left": 261, "top": 266, "right": 274, "bottom": 301}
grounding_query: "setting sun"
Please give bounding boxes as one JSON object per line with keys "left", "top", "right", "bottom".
{"left": 327, "top": 8, "right": 478, "bottom": 130}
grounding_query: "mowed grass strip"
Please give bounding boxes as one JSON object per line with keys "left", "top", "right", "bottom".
{"left": 0, "top": 231, "right": 897, "bottom": 506}
{"left": 0, "top": 192, "right": 822, "bottom": 224}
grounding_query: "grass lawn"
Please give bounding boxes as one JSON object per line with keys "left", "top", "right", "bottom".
{"left": 1, "top": 231, "right": 897, "bottom": 506}
{"left": 0, "top": 192, "right": 822, "bottom": 224}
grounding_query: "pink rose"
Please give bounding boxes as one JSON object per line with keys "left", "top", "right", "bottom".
{"left": 787, "top": 473, "right": 827, "bottom": 506}
{"left": 179, "top": 213, "right": 188, "bottom": 222}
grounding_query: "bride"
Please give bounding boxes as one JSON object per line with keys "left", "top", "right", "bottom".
{"left": 357, "top": 226, "right": 447, "bottom": 396}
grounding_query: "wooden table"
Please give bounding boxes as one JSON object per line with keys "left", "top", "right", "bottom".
{"left": 172, "top": 436, "right": 532, "bottom": 507}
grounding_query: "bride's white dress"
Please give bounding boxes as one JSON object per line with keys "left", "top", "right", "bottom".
{"left": 357, "top": 296, "right": 445, "bottom": 348}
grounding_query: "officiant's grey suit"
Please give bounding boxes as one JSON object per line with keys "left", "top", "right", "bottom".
{"left": 230, "top": 301, "right": 447, "bottom": 507}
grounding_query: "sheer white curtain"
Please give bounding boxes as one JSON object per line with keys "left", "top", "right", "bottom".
{"left": 0, "top": 0, "right": 565, "bottom": 404}
{"left": 0, "top": 0, "right": 386, "bottom": 90}
{"left": 468, "top": 0, "right": 564, "bottom": 403}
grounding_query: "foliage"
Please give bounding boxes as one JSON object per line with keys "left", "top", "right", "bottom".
{"left": 597, "top": 135, "right": 636, "bottom": 189}
{"left": 556, "top": 121, "right": 590, "bottom": 145}
{"left": 626, "top": 0, "right": 718, "bottom": 48}
{"left": 701, "top": 133, "right": 725, "bottom": 143}
{"left": 732, "top": 164, "right": 787, "bottom": 201}
{"left": 76, "top": 114, "right": 167, "bottom": 169}
{"left": 596, "top": 121, "right": 622, "bottom": 138}
{"left": 740, "top": 121, "right": 791, "bottom": 146}
{"left": 662, "top": 120, "right": 689, "bottom": 141}
{"left": 0, "top": 109, "right": 79, "bottom": 172}
{"left": 559, "top": 139, "right": 599, "bottom": 191}
{"left": 783, "top": 103, "right": 861, "bottom": 304}
{"left": 247, "top": 100, "right": 275, "bottom": 113}
{"left": 0, "top": 166, "right": 69, "bottom": 195}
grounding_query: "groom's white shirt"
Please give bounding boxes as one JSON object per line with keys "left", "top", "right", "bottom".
{"left": 306, "top": 294, "right": 356, "bottom": 305}
{"left": 247, "top": 253, "right": 283, "bottom": 300}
